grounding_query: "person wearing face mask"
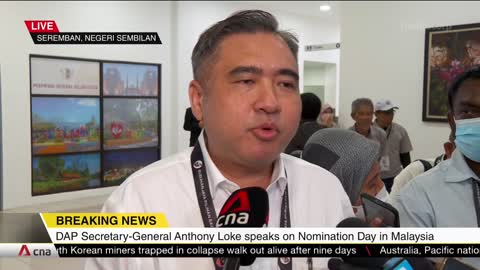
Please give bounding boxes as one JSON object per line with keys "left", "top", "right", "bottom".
{"left": 317, "top": 103, "right": 337, "bottom": 128}
{"left": 302, "top": 128, "right": 388, "bottom": 221}
{"left": 390, "top": 66, "right": 480, "bottom": 269}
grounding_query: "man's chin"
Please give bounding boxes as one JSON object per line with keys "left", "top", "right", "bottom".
{"left": 247, "top": 147, "right": 282, "bottom": 163}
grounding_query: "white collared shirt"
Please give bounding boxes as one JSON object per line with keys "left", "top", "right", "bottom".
{"left": 85, "top": 134, "right": 353, "bottom": 270}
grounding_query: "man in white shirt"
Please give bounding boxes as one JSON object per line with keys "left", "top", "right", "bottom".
{"left": 390, "top": 135, "right": 455, "bottom": 197}
{"left": 85, "top": 10, "right": 353, "bottom": 270}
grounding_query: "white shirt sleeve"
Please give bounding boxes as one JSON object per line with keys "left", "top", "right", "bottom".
{"left": 390, "top": 161, "right": 428, "bottom": 197}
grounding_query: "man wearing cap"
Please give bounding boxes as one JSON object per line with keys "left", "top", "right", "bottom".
{"left": 374, "top": 99, "right": 413, "bottom": 192}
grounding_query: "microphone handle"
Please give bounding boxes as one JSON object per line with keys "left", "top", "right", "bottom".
{"left": 223, "top": 257, "right": 241, "bottom": 270}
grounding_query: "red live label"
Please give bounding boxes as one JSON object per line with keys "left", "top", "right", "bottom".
{"left": 24, "top": 20, "right": 59, "bottom": 33}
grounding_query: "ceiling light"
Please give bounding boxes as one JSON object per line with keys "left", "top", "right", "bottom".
{"left": 319, "top": 4, "right": 331, "bottom": 12}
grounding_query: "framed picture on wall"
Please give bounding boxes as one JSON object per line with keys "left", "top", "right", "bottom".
{"left": 103, "top": 62, "right": 159, "bottom": 96}
{"left": 103, "top": 98, "right": 159, "bottom": 150}
{"left": 32, "top": 152, "right": 101, "bottom": 196}
{"left": 103, "top": 147, "right": 159, "bottom": 187}
{"left": 31, "top": 97, "right": 101, "bottom": 155}
{"left": 30, "top": 56, "right": 100, "bottom": 96}
{"left": 423, "top": 23, "right": 480, "bottom": 122}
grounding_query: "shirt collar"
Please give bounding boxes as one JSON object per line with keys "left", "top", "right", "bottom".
{"left": 197, "top": 131, "right": 288, "bottom": 199}
{"left": 445, "top": 149, "right": 480, "bottom": 182}
{"left": 373, "top": 120, "right": 389, "bottom": 131}
{"left": 353, "top": 123, "right": 372, "bottom": 137}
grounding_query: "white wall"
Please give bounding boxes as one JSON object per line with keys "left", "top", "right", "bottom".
{"left": 304, "top": 50, "right": 340, "bottom": 113}
{"left": 339, "top": 1, "right": 480, "bottom": 160}
{"left": 324, "top": 63, "right": 337, "bottom": 108}
{"left": 0, "top": 1, "right": 341, "bottom": 209}
{"left": 0, "top": 1, "right": 174, "bottom": 209}
{"left": 304, "top": 63, "right": 337, "bottom": 107}
{"left": 175, "top": 1, "right": 341, "bottom": 151}
{"left": 304, "top": 66, "right": 326, "bottom": 86}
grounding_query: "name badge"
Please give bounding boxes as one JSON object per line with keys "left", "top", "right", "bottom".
{"left": 380, "top": 156, "right": 390, "bottom": 172}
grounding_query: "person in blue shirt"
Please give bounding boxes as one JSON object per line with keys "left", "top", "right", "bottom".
{"left": 390, "top": 66, "right": 480, "bottom": 269}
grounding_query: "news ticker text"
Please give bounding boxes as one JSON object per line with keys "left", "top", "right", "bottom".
{"left": 9, "top": 244, "right": 480, "bottom": 257}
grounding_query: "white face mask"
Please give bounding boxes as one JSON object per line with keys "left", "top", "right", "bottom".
{"left": 376, "top": 186, "right": 389, "bottom": 202}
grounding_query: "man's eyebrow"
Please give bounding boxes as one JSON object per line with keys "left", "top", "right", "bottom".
{"left": 228, "top": 66, "right": 262, "bottom": 76}
{"left": 275, "top": 68, "right": 299, "bottom": 82}
{"left": 227, "top": 66, "right": 299, "bottom": 82}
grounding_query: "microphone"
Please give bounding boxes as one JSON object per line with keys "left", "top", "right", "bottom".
{"left": 328, "top": 218, "right": 435, "bottom": 270}
{"left": 216, "top": 187, "right": 269, "bottom": 270}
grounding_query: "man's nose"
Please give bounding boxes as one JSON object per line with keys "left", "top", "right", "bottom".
{"left": 254, "top": 80, "right": 281, "bottom": 114}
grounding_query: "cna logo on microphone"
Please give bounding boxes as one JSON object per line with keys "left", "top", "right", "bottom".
{"left": 216, "top": 191, "right": 251, "bottom": 227}
{"left": 24, "top": 20, "right": 162, "bottom": 45}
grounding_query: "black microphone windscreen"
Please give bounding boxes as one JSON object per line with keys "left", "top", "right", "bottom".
{"left": 216, "top": 187, "right": 269, "bottom": 228}
{"left": 328, "top": 258, "right": 343, "bottom": 270}
{"left": 336, "top": 217, "right": 385, "bottom": 268}
{"left": 217, "top": 187, "right": 268, "bottom": 267}
{"left": 328, "top": 258, "right": 380, "bottom": 270}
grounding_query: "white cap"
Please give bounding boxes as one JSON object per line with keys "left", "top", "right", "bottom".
{"left": 375, "top": 99, "right": 399, "bottom": 111}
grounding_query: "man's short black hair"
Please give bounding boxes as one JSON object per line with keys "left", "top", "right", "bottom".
{"left": 191, "top": 10, "right": 299, "bottom": 81}
{"left": 448, "top": 65, "right": 480, "bottom": 111}
{"left": 301, "top": 93, "right": 321, "bottom": 120}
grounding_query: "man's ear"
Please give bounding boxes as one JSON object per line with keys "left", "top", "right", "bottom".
{"left": 350, "top": 113, "right": 356, "bottom": 121}
{"left": 189, "top": 80, "right": 204, "bottom": 127}
{"left": 447, "top": 111, "right": 456, "bottom": 137}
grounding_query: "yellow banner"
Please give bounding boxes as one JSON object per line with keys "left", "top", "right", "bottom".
{"left": 41, "top": 213, "right": 169, "bottom": 228}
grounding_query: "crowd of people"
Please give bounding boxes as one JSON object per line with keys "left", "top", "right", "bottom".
{"left": 88, "top": 9, "right": 480, "bottom": 270}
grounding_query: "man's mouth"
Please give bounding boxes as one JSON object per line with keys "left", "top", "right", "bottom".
{"left": 251, "top": 123, "right": 279, "bottom": 141}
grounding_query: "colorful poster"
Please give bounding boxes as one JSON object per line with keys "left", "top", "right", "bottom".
{"left": 103, "top": 62, "right": 158, "bottom": 96}
{"left": 103, "top": 148, "right": 159, "bottom": 186}
{"left": 103, "top": 98, "right": 158, "bottom": 150}
{"left": 32, "top": 153, "right": 101, "bottom": 195}
{"left": 32, "top": 97, "right": 100, "bottom": 155}
{"left": 31, "top": 57, "right": 100, "bottom": 96}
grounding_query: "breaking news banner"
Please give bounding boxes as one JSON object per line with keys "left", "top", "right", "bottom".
{"left": 24, "top": 20, "right": 161, "bottom": 45}
{"left": 1, "top": 213, "right": 480, "bottom": 258}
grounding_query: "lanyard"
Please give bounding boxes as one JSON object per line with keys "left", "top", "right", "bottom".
{"left": 471, "top": 178, "right": 480, "bottom": 227}
{"left": 190, "top": 142, "right": 292, "bottom": 270}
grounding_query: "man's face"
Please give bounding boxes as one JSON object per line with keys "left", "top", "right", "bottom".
{"left": 451, "top": 79, "right": 480, "bottom": 121}
{"left": 449, "top": 79, "right": 480, "bottom": 139}
{"left": 352, "top": 105, "right": 373, "bottom": 128}
{"left": 375, "top": 109, "right": 395, "bottom": 127}
{"left": 190, "top": 33, "right": 301, "bottom": 167}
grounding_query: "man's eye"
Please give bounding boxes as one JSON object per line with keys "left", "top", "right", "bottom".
{"left": 279, "top": 82, "right": 296, "bottom": 89}
{"left": 237, "top": 80, "right": 255, "bottom": 85}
